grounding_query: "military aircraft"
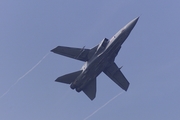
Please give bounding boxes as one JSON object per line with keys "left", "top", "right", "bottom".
{"left": 51, "top": 17, "right": 139, "bottom": 100}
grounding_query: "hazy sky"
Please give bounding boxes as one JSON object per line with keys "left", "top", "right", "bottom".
{"left": 1, "top": 1, "right": 180, "bottom": 120}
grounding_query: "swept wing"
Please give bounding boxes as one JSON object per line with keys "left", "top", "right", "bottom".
{"left": 51, "top": 45, "right": 98, "bottom": 62}
{"left": 104, "top": 62, "right": 129, "bottom": 91}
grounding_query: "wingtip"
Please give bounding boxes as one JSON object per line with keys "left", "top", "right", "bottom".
{"left": 50, "top": 47, "right": 57, "bottom": 53}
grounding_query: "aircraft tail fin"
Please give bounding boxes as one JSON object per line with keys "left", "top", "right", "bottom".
{"left": 55, "top": 70, "right": 82, "bottom": 84}
{"left": 83, "top": 78, "right": 97, "bottom": 100}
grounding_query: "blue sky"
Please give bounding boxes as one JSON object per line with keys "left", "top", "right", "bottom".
{"left": 0, "top": 1, "right": 180, "bottom": 120}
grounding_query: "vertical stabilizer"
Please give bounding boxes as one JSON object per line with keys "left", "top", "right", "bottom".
{"left": 83, "top": 78, "right": 97, "bottom": 100}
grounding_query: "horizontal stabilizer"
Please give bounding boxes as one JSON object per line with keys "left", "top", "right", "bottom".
{"left": 55, "top": 70, "right": 82, "bottom": 84}
{"left": 83, "top": 78, "right": 97, "bottom": 100}
{"left": 104, "top": 62, "right": 129, "bottom": 91}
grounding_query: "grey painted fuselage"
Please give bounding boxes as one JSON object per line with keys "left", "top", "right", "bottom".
{"left": 71, "top": 17, "right": 139, "bottom": 92}
{"left": 51, "top": 17, "right": 139, "bottom": 100}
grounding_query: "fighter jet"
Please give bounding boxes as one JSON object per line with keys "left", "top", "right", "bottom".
{"left": 51, "top": 17, "right": 139, "bottom": 100}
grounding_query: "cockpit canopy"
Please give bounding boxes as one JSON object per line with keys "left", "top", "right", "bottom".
{"left": 96, "top": 38, "right": 109, "bottom": 55}
{"left": 101, "top": 38, "right": 109, "bottom": 48}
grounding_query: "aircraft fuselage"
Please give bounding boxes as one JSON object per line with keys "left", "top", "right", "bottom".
{"left": 51, "top": 17, "right": 139, "bottom": 100}
{"left": 71, "top": 17, "right": 138, "bottom": 92}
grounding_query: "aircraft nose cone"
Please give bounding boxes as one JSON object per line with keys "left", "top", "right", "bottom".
{"left": 124, "top": 17, "right": 139, "bottom": 33}
{"left": 130, "top": 17, "right": 139, "bottom": 28}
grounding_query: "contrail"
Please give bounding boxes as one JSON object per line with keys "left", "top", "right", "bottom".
{"left": 83, "top": 91, "right": 124, "bottom": 120}
{"left": 0, "top": 52, "right": 50, "bottom": 99}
